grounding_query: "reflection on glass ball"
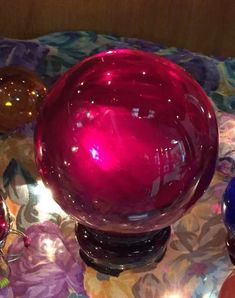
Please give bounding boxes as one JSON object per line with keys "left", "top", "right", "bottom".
{"left": 35, "top": 49, "right": 218, "bottom": 233}
{"left": 0, "top": 66, "right": 47, "bottom": 132}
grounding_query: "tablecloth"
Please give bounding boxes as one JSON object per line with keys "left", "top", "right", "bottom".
{"left": 0, "top": 31, "right": 235, "bottom": 298}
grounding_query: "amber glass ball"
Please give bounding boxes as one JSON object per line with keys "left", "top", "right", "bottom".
{"left": 0, "top": 66, "right": 47, "bottom": 132}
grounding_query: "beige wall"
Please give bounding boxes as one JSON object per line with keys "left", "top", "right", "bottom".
{"left": 0, "top": 0, "right": 235, "bottom": 56}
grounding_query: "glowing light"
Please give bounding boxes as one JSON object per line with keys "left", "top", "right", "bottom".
{"left": 87, "top": 111, "right": 96, "bottom": 120}
{"left": 167, "top": 295, "right": 181, "bottom": 298}
{"left": 163, "top": 291, "right": 185, "bottom": 298}
{"left": 34, "top": 180, "right": 66, "bottom": 222}
{"left": 39, "top": 144, "right": 43, "bottom": 159}
{"left": 42, "top": 238, "right": 64, "bottom": 262}
{"left": 43, "top": 238, "right": 53, "bottom": 249}
{"left": 147, "top": 110, "right": 155, "bottom": 119}
{"left": 202, "top": 294, "right": 217, "bottom": 298}
{"left": 132, "top": 107, "right": 139, "bottom": 117}
{"left": 83, "top": 127, "right": 118, "bottom": 171}
{"left": 5, "top": 101, "right": 12, "bottom": 107}
{"left": 31, "top": 91, "right": 36, "bottom": 95}
{"left": 28, "top": 111, "right": 32, "bottom": 116}
{"left": 64, "top": 160, "right": 70, "bottom": 166}
{"left": 90, "top": 148, "right": 100, "bottom": 160}
{"left": 71, "top": 146, "right": 79, "bottom": 152}
{"left": 76, "top": 122, "right": 83, "bottom": 128}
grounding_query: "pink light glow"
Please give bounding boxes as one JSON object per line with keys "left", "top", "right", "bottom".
{"left": 84, "top": 130, "right": 118, "bottom": 171}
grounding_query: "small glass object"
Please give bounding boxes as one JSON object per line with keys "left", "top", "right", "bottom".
{"left": 222, "top": 177, "right": 235, "bottom": 263}
{"left": 0, "top": 195, "right": 30, "bottom": 285}
{"left": 0, "top": 66, "right": 47, "bottom": 133}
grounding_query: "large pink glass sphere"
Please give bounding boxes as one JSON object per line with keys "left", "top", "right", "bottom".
{"left": 35, "top": 49, "right": 218, "bottom": 233}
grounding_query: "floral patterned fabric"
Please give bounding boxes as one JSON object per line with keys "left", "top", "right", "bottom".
{"left": 0, "top": 31, "right": 235, "bottom": 297}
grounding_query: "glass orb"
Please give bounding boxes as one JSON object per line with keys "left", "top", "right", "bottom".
{"left": 0, "top": 195, "right": 10, "bottom": 242}
{"left": 223, "top": 177, "right": 235, "bottom": 233}
{"left": 0, "top": 198, "right": 10, "bottom": 242}
{"left": 35, "top": 49, "right": 218, "bottom": 233}
{"left": 0, "top": 66, "right": 47, "bottom": 132}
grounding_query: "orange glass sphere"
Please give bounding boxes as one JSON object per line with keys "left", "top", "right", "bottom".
{"left": 0, "top": 66, "right": 47, "bottom": 132}
{"left": 219, "top": 271, "right": 235, "bottom": 298}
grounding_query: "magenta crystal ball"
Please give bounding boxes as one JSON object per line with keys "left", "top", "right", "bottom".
{"left": 35, "top": 49, "right": 218, "bottom": 233}
{"left": 0, "top": 197, "right": 10, "bottom": 241}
